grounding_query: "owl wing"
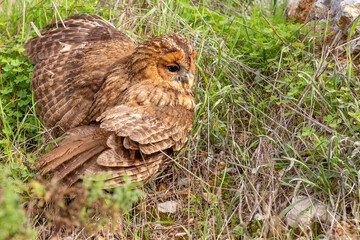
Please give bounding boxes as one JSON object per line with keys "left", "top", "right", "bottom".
{"left": 24, "top": 14, "right": 136, "bottom": 134}
{"left": 24, "top": 14, "right": 126, "bottom": 63}
{"left": 33, "top": 105, "right": 194, "bottom": 187}
{"left": 94, "top": 105, "right": 194, "bottom": 186}
{"left": 98, "top": 105, "right": 194, "bottom": 154}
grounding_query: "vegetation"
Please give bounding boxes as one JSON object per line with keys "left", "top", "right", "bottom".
{"left": 1, "top": 0, "right": 360, "bottom": 238}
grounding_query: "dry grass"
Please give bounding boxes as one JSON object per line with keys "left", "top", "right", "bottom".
{"left": 2, "top": 0, "right": 360, "bottom": 239}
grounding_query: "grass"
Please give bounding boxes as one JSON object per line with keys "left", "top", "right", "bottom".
{"left": 1, "top": 0, "right": 360, "bottom": 239}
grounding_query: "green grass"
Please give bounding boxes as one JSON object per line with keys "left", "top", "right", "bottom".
{"left": 1, "top": 0, "right": 360, "bottom": 239}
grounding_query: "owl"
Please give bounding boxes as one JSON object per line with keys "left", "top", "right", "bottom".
{"left": 24, "top": 14, "right": 197, "bottom": 187}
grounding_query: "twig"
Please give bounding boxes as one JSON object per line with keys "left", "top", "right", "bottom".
{"left": 52, "top": 1, "right": 66, "bottom": 28}
{"left": 24, "top": 22, "right": 42, "bottom": 43}
{"left": 262, "top": 15, "right": 288, "bottom": 46}
{"left": 21, "top": 0, "right": 25, "bottom": 44}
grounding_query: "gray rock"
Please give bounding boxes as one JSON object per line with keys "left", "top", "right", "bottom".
{"left": 286, "top": 0, "right": 316, "bottom": 23}
{"left": 350, "top": 39, "right": 360, "bottom": 53}
{"left": 313, "top": 0, "right": 331, "bottom": 19}
{"left": 157, "top": 201, "right": 180, "bottom": 213}
{"left": 287, "top": 0, "right": 360, "bottom": 52}
{"left": 287, "top": 0, "right": 301, "bottom": 18}
{"left": 334, "top": 0, "right": 360, "bottom": 31}
{"left": 286, "top": 195, "right": 330, "bottom": 228}
{"left": 330, "top": 0, "right": 342, "bottom": 18}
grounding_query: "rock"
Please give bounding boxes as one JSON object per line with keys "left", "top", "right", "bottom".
{"left": 288, "top": 0, "right": 360, "bottom": 30}
{"left": 330, "top": 0, "right": 342, "bottom": 18}
{"left": 334, "top": 0, "right": 360, "bottom": 30}
{"left": 350, "top": 40, "right": 360, "bottom": 54}
{"left": 157, "top": 201, "right": 180, "bottom": 213}
{"left": 287, "top": 0, "right": 360, "bottom": 53}
{"left": 334, "top": 0, "right": 360, "bottom": 53}
{"left": 285, "top": 195, "right": 329, "bottom": 228}
{"left": 287, "top": 0, "right": 301, "bottom": 20}
{"left": 313, "top": 0, "right": 331, "bottom": 19}
{"left": 286, "top": 0, "right": 316, "bottom": 23}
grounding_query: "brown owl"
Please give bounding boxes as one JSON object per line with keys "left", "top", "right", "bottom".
{"left": 24, "top": 14, "right": 197, "bottom": 187}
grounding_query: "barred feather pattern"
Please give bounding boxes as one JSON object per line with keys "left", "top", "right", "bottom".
{"left": 26, "top": 14, "right": 197, "bottom": 187}
{"left": 24, "top": 14, "right": 135, "bottom": 134}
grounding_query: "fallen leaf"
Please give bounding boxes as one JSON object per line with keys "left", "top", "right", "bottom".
{"left": 156, "top": 183, "right": 167, "bottom": 192}
{"left": 178, "top": 178, "right": 190, "bottom": 186}
{"left": 202, "top": 192, "right": 219, "bottom": 204}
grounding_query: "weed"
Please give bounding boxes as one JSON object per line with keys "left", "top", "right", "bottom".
{"left": 2, "top": 0, "right": 360, "bottom": 239}
{"left": 0, "top": 165, "right": 35, "bottom": 240}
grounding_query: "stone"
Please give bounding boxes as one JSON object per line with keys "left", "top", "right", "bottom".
{"left": 312, "top": 0, "right": 331, "bottom": 19}
{"left": 157, "top": 201, "right": 180, "bottom": 213}
{"left": 287, "top": 0, "right": 360, "bottom": 53}
{"left": 286, "top": 195, "right": 329, "bottom": 228}
{"left": 286, "top": 0, "right": 316, "bottom": 23}
{"left": 334, "top": 0, "right": 360, "bottom": 30}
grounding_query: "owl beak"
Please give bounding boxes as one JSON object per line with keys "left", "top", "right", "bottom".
{"left": 178, "top": 72, "right": 194, "bottom": 85}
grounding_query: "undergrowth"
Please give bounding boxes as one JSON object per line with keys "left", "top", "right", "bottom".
{"left": 1, "top": 0, "right": 360, "bottom": 239}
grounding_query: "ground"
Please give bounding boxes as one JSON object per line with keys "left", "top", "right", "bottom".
{"left": 1, "top": 0, "right": 360, "bottom": 239}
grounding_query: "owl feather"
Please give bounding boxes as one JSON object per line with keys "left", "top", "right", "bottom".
{"left": 25, "top": 14, "right": 196, "bottom": 187}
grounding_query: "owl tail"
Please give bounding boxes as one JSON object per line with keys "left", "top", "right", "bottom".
{"left": 33, "top": 124, "right": 168, "bottom": 187}
{"left": 33, "top": 125, "right": 107, "bottom": 186}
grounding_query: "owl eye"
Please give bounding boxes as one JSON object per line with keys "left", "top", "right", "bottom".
{"left": 167, "top": 65, "right": 179, "bottom": 73}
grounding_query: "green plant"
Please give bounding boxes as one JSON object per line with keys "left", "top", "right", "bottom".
{"left": 0, "top": 165, "right": 35, "bottom": 240}
{"left": 2, "top": 0, "right": 360, "bottom": 238}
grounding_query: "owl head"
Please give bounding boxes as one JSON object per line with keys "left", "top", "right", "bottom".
{"left": 128, "top": 33, "right": 197, "bottom": 90}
